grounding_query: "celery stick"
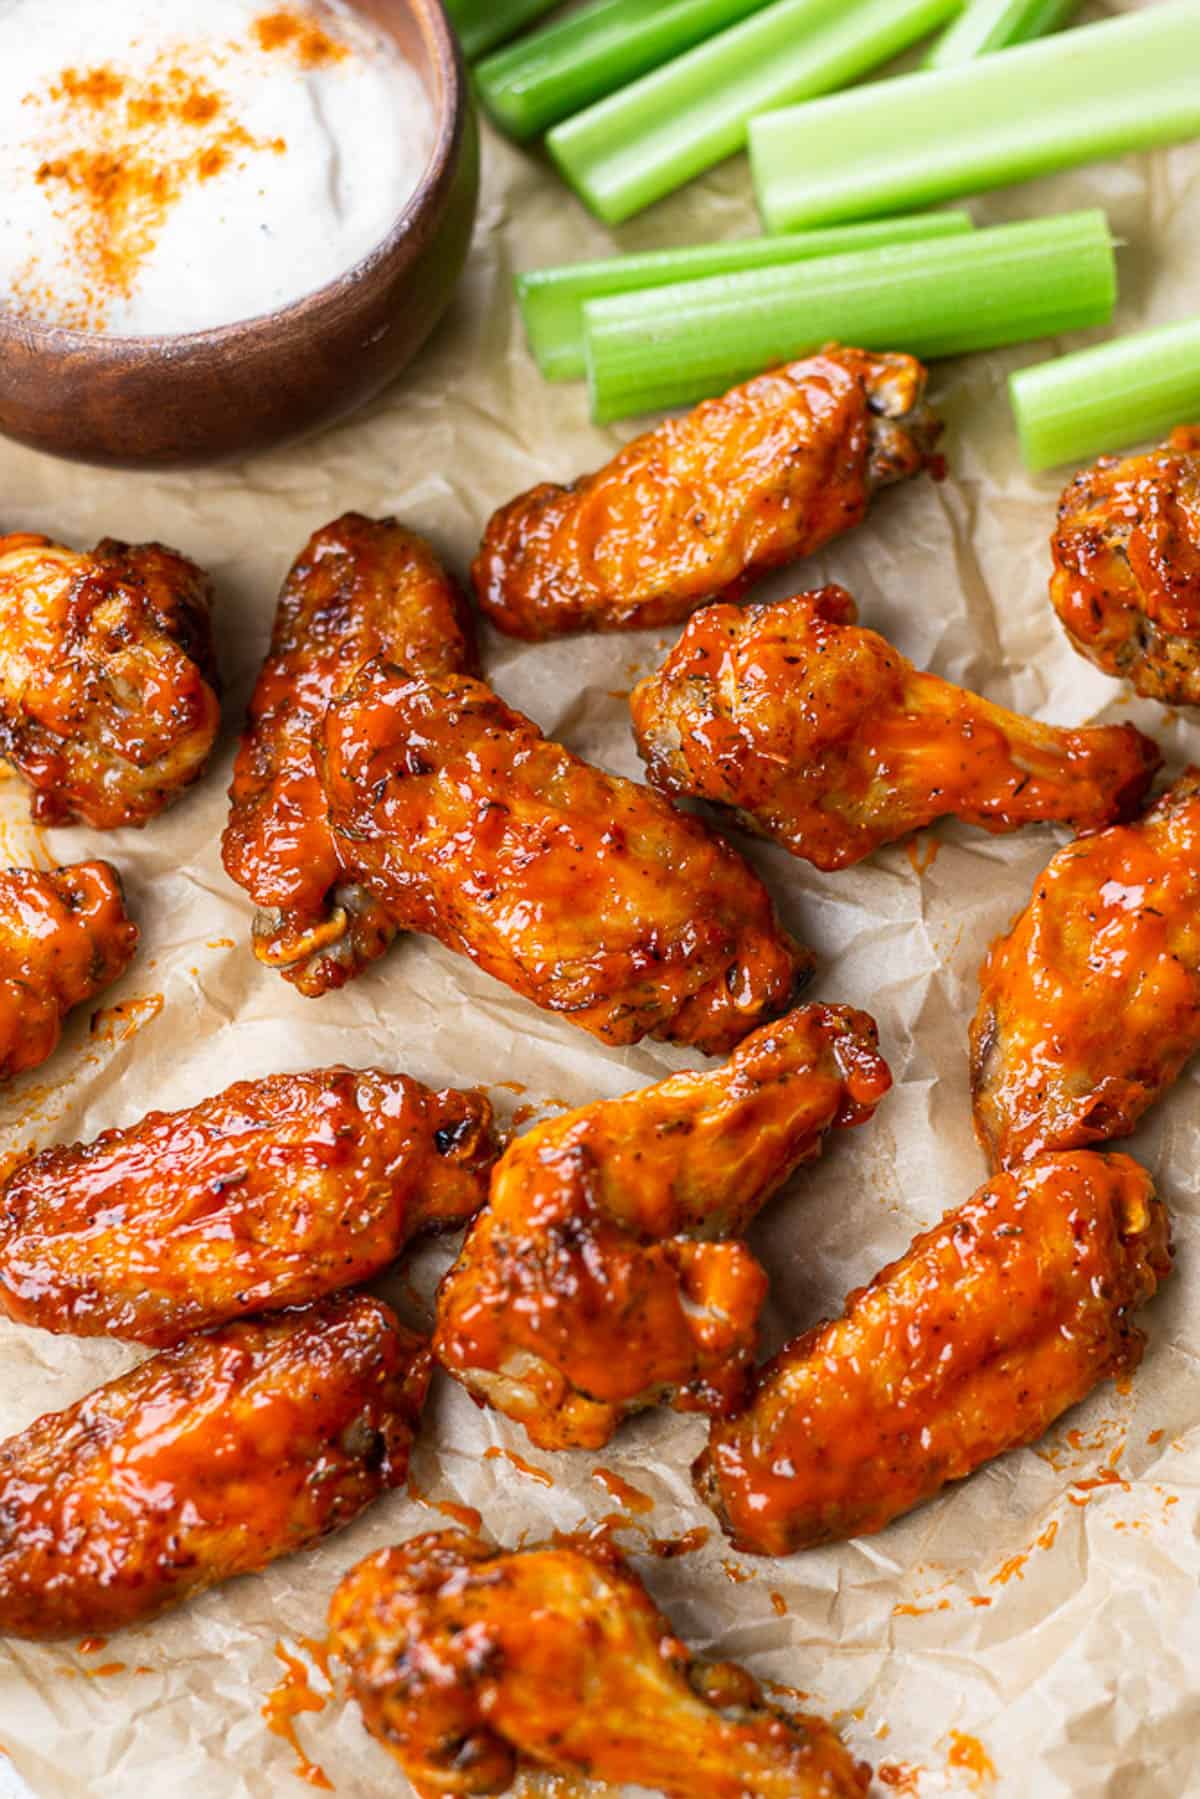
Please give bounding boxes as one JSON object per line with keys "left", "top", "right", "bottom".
{"left": 545, "top": 0, "right": 964, "bottom": 226}
{"left": 443, "top": 0, "right": 561, "bottom": 62}
{"left": 519, "top": 211, "right": 973, "bottom": 381}
{"left": 751, "top": 1, "right": 1200, "bottom": 232}
{"left": 582, "top": 212, "right": 1115, "bottom": 423}
{"left": 923, "top": 0, "right": 1080, "bottom": 69}
{"left": 1011, "top": 317, "right": 1200, "bottom": 472}
{"left": 477, "top": 0, "right": 771, "bottom": 142}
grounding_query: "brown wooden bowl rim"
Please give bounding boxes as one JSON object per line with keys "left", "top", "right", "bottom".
{"left": 0, "top": 0, "right": 464, "bottom": 358}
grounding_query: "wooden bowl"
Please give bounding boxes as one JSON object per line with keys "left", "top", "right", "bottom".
{"left": 0, "top": 0, "right": 478, "bottom": 468}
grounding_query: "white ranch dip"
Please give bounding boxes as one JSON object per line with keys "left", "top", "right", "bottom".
{"left": 0, "top": 0, "right": 436, "bottom": 335}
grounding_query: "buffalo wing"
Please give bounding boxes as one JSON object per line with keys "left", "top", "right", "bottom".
{"left": 0, "top": 861, "right": 137, "bottom": 1083}
{"left": 632, "top": 587, "right": 1161, "bottom": 870}
{"left": 972, "top": 770, "right": 1200, "bottom": 1169}
{"left": 473, "top": 347, "right": 939, "bottom": 639}
{"left": 317, "top": 658, "right": 808, "bottom": 1053}
{"left": 435, "top": 1005, "right": 890, "bottom": 1450}
{"left": 0, "top": 1068, "right": 495, "bottom": 1343}
{"left": 222, "top": 514, "right": 476, "bottom": 995}
{"left": 329, "top": 1531, "right": 870, "bottom": 1798}
{"left": 0, "top": 532, "right": 219, "bottom": 828}
{"left": 0, "top": 1295, "right": 429, "bottom": 1639}
{"left": 1050, "top": 427, "right": 1200, "bottom": 705}
{"left": 695, "top": 1152, "right": 1170, "bottom": 1556}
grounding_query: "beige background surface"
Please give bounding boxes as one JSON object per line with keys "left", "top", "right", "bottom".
{"left": 0, "top": 1, "right": 1196, "bottom": 1793}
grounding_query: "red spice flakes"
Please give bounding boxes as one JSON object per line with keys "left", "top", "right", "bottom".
{"left": 17, "top": 50, "right": 284, "bottom": 331}
{"left": 253, "top": 7, "right": 350, "bottom": 65}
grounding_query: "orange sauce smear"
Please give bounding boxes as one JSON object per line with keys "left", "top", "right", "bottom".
{"left": 262, "top": 1641, "right": 332, "bottom": 1791}
{"left": 905, "top": 833, "right": 941, "bottom": 875}
{"left": 484, "top": 1446, "right": 554, "bottom": 1487}
{"left": 591, "top": 1468, "right": 654, "bottom": 1514}
{"left": 878, "top": 1762, "right": 922, "bottom": 1793}
{"left": 945, "top": 1730, "right": 996, "bottom": 1790}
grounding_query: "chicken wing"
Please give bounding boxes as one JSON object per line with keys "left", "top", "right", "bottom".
{"left": 972, "top": 770, "right": 1200, "bottom": 1170}
{"left": 0, "top": 532, "right": 220, "bottom": 828}
{"left": 0, "top": 1294, "right": 429, "bottom": 1639}
{"left": 1050, "top": 427, "right": 1200, "bottom": 705}
{"left": 695, "top": 1151, "right": 1170, "bottom": 1556}
{"left": 0, "top": 1067, "right": 495, "bottom": 1344}
{"left": 223, "top": 514, "right": 477, "bottom": 996}
{"left": 317, "top": 658, "right": 808, "bottom": 1053}
{"left": 0, "top": 861, "right": 138, "bottom": 1084}
{"left": 631, "top": 587, "right": 1162, "bottom": 871}
{"left": 435, "top": 1004, "right": 889, "bottom": 1451}
{"left": 473, "top": 346, "right": 940, "bottom": 640}
{"left": 328, "top": 1531, "right": 870, "bottom": 1798}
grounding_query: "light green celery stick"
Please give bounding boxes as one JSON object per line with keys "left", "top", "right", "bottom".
{"left": 477, "top": 0, "right": 771, "bottom": 142}
{"left": 545, "top": 0, "right": 964, "bottom": 226}
{"left": 518, "top": 211, "right": 973, "bottom": 381}
{"left": 751, "top": 0, "right": 1200, "bottom": 232}
{"left": 1011, "top": 317, "right": 1200, "bottom": 472}
{"left": 443, "top": 0, "right": 561, "bottom": 62}
{"left": 924, "top": 0, "right": 1080, "bottom": 69}
{"left": 582, "top": 211, "right": 1115, "bottom": 423}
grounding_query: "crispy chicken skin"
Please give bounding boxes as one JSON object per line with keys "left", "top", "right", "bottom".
{"left": 222, "top": 514, "right": 476, "bottom": 996}
{"left": 434, "top": 1005, "right": 890, "bottom": 1452}
{"left": 0, "top": 532, "right": 220, "bottom": 828}
{"left": 696, "top": 1152, "right": 1170, "bottom": 1557}
{"left": 632, "top": 587, "right": 1163, "bottom": 871}
{"left": 318, "top": 657, "right": 808, "bottom": 1053}
{"left": 1050, "top": 427, "right": 1200, "bottom": 705}
{"left": 0, "top": 861, "right": 138, "bottom": 1084}
{"left": 328, "top": 1531, "right": 870, "bottom": 1798}
{"left": 972, "top": 770, "right": 1200, "bottom": 1170}
{"left": 0, "top": 1068, "right": 495, "bottom": 1344}
{"left": 473, "top": 346, "right": 940, "bottom": 640}
{"left": 0, "top": 1295, "right": 429, "bottom": 1639}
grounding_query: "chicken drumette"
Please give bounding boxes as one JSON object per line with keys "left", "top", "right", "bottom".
{"left": 0, "top": 532, "right": 220, "bottom": 828}
{"left": 473, "top": 346, "right": 940, "bottom": 640}
{"left": 632, "top": 587, "right": 1162, "bottom": 871}
{"left": 696, "top": 1152, "right": 1170, "bottom": 1557}
{"left": 317, "top": 658, "right": 808, "bottom": 1053}
{"left": 0, "top": 1295, "right": 428, "bottom": 1639}
{"left": 1050, "top": 427, "right": 1200, "bottom": 705}
{"left": 328, "top": 1531, "right": 870, "bottom": 1798}
{"left": 0, "top": 1067, "right": 495, "bottom": 1344}
{"left": 972, "top": 770, "right": 1200, "bottom": 1170}
{"left": 222, "top": 514, "right": 476, "bottom": 995}
{"left": 435, "top": 1004, "right": 889, "bottom": 1450}
{"left": 0, "top": 861, "right": 138, "bottom": 1083}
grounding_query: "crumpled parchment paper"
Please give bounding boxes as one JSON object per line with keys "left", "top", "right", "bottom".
{"left": 0, "top": 2, "right": 1196, "bottom": 1792}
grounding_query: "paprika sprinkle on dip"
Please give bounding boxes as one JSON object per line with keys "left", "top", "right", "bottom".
{"left": 0, "top": 0, "right": 435, "bottom": 335}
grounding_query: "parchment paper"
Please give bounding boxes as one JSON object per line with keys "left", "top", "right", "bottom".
{"left": 0, "top": 2, "right": 1196, "bottom": 1792}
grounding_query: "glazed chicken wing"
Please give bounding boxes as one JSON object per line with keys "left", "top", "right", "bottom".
{"left": 223, "top": 514, "right": 476, "bottom": 996}
{"left": 632, "top": 587, "right": 1162, "bottom": 871}
{"left": 0, "top": 1294, "right": 429, "bottom": 1639}
{"left": 0, "top": 1067, "right": 495, "bottom": 1344}
{"left": 972, "top": 770, "right": 1200, "bottom": 1170}
{"left": 435, "top": 1005, "right": 890, "bottom": 1451}
{"left": 328, "top": 1531, "right": 870, "bottom": 1798}
{"left": 317, "top": 658, "right": 808, "bottom": 1053}
{"left": 0, "top": 532, "right": 220, "bottom": 828}
{"left": 473, "top": 346, "right": 940, "bottom": 640}
{"left": 695, "top": 1152, "right": 1170, "bottom": 1556}
{"left": 1050, "top": 427, "right": 1200, "bottom": 705}
{"left": 0, "top": 861, "right": 138, "bottom": 1083}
